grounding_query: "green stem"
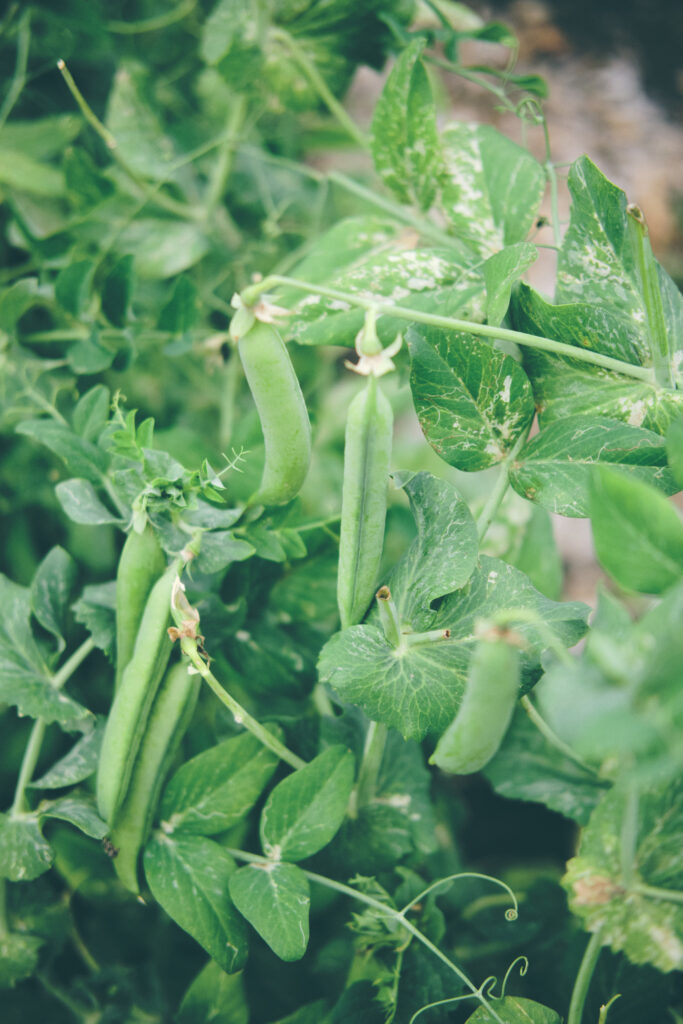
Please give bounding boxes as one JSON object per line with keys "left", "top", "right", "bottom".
{"left": 620, "top": 782, "right": 639, "bottom": 889}
{"left": 520, "top": 696, "right": 599, "bottom": 776}
{"left": 203, "top": 94, "right": 247, "bottom": 215}
{"left": 542, "top": 117, "right": 562, "bottom": 248}
{"left": 354, "top": 720, "right": 388, "bottom": 809}
{"left": 180, "top": 638, "right": 306, "bottom": 770}
{"left": 10, "top": 638, "right": 96, "bottom": 817}
{"left": 567, "top": 928, "right": 604, "bottom": 1024}
{"left": 598, "top": 995, "right": 621, "bottom": 1024}
{"left": 107, "top": 0, "right": 196, "bottom": 34}
{"left": 242, "top": 275, "right": 655, "bottom": 383}
{"left": 225, "top": 847, "right": 506, "bottom": 1024}
{"left": 632, "top": 883, "right": 683, "bottom": 905}
{"left": 0, "top": 880, "right": 8, "bottom": 936}
{"left": 476, "top": 427, "right": 530, "bottom": 542}
{"left": 626, "top": 206, "right": 674, "bottom": 389}
{"left": 376, "top": 587, "right": 402, "bottom": 647}
{"left": 270, "top": 29, "right": 369, "bottom": 150}
{"left": 0, "top": 8, "right": 30, "bottom": 130}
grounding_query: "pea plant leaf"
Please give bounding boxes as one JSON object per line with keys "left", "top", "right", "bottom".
{"left": 30, "top": 720, "right": 105, "bottom": 789}
{"left": 259, "top": 746, "right": 355, "bottom": 861}
{"left": 15, "top": 420, "right": 109, "bottom": 485}
{"left": 0, "top": 813, "right": 54, "bottom": 882}
{"left": 0, "top": 575, "right": 92, "bottom": 727}
{"left": 513, "top": 284, "right": 683, "bottom": 434}
{"left": 39, "top": 794, "right": 108, "bottom": 840}
{"left": 30, "top": 546, "right": 77, "bottom": 656}
{"left": 105, "top": 62, "right": 180, "bottom": 182}
{"left": 55, "top": 479, "right": 124, "bottom": 527}
{"left": 193, "top": 531, "right": 256, "bottom": 574}
{"left": 483, "top": 709, "right": 609, "bottom": 825}
{"left": 320, "top": 553, "right": 588, "bottom": 740}
{"left": 371, "top": 38, "right": 442, "bottom": 211}
{"left": 483, "top": 241, "right": 538, "bottom": 326}
{"left": 509, "top": 415, "right": 677, "bottom": 517}
{"left": 465, "top": 996, "right": 561, "bottom": 1023}
{"left": 407, "top": 324, "right": 535, "bottom": 471}
{"left": 436, "top": 123, "right": 546, "bottom": 257}
{"left": 563, "top": 781, "right": 683, "bottom": 973}
{"left": 72, "top": 385, "right": 111, "bottom": 442}
{"left": 160, "top": 732, "right": 280, "bottom": 836}
{"left": 667, "top": 413, "right": 683, "bottom": 486}
{"left": 72, "top": 582, "right": 117, "bottom": 659}
{"left": 143, "top": 833, "right": 248, "bottom": 973}
{"left": 590, "top": 468, "right": 683, "bottom": 594}
{"left": 177, "top": 959, "right": 248, "bottom": 1024}
{"left": 228, "top": 861, "right": 310, "bottom": 962}
{"left": 0, "top": 933, "right": 44, "bottom": 989}
{"left": 277, "top": 217, "right": 486, "bottom": 347}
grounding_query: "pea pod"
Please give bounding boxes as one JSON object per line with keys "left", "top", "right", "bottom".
{"left": 115, "top": 525, "right": 166, "bottom": 692}
{"left": 237, "top": 319, "right": 311, "bottom": 506}
{"left": 109, "top": 661, "right": 200, "bottom": 893}
{"left": 97, "top": 561, "right": 178, "bottom": 823}
{"left": 430, "top": 635, "right": 520, "bottom": 775}
{"left": 337, "top": 375, "right": 393, "bottom": 630}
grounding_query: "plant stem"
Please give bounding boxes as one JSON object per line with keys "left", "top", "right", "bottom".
{"left": 225, "top": 847, "right": 506, "bottom": 1024}
{"left": 270, "top": 29, "right": 369, "bottom": 150}
{"left": 0, "top": 7, "right": 30, "bottom": 130}
{"left": 620, "top": 781, "right": 639, "bottom": 889}
{"left": 204, "top": 94, "right": 247, "bottom": 215}
{"left": 632, "top": 883, "right": 683, "bottom": 905}
{"left": 598, "top": 995, "right": 621, "bottom": 1024}
{"left": 0, "top": 879, "right": 8, "bottom": 936}
{"left": 567, "top": 928, "right": 604, "bottom": 1024}
{"left": 107, "top": 0, "right": 196, "bottom": 34}
{"left": 244, "top": 274, "right": 656, "bottom": 383}
{"left": 355, "top": 720, "right": 388, "bottom": 809}
{"left": 520, "top": 696, "right": 599, "bottom": 776}
{"left": 626, "top": 206, "right": 674, "bottom": 389}
{"left": 542, "top": 117, "right": 562, "bottom": 249}
{"left": 476, "top": 428, "right": 530, "bottom": 542}
{"left": 10, "top": 637, "right": 95, "bottom": 817}
{"left": 180, "top": 638, "right": 306, "bottom": 770}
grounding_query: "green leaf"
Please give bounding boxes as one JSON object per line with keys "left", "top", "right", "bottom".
{"left": 55, "top": 478, "right": 123, "bottom": 526}
{"left": 105, "top": 62, "right": 179, "bottom": 181}
{"left": 15, "top": 420, "right": 109, "bottom": 485}
{"left": 101, "top": 254, "right": 135, "bottom": 327}
{"left": 371, "top": 38, "right": 442, "bottom": 210}
{"left": 228, "top": 861, "right": 310, "bottom": 961}
{"left": 278, "top": 217, "right": 486, "bottom": 347}
{"left": 320, "top": 555, "right": 588, "bottom": 740}
{"left": 260, "top": 746, "right": 355, "bottom": 861}
{"left": 55, "top": 260, "right": 96, "bottom": 317}
{"left": 512, "top": 284, "right": 683, "bottom": 434}
{"left": 144, "top": 833, "right": 248, "bottom": 973}
{"left": 194, "top": 531, "right": 255, "bottom": 574}
{"left": 158, "top": 275, "right": 199, "bottom": 334}
{"left": 40, "top": 794, "right": 108, "bottom": 840}
{"left": 0, "top": 148, "right": 65, "bottom": 197}
{"left": 0, "top": 114, "right": 80, "bottom": 161}
{"left": 72, "top": 582, "right": 116, "bottom": 658}
{"left": 484, "top": 708, "right": 609, "bottom": 825}
{"left": 72, "top": 385, "right": 111, "bottom": 443}
{"left": 666, "top": 413, "right": 683, "bottom": 487}
{"left": 437, "top": 123, "right": 546, "bottom": 256}
{"left": 407, "top": 324, "right": 535, "bottom": 470}
{"left": 483, "top": 241, "right": 538, "bottom": 325}
{"left": 201, "top": 0, "right": 258, "bottom": 66}
{"left": 0, "top": 933, "right": 43, "bottom": 989}
{"left": 509, "top": 415, "right": 677, "bottom": 517}
{"left": 563, "top": 781, "right": 683, "bottom": 972}
{"left": 177, "top": 959, "right": 248, "bottom": 1024}
{"left": 116, "top": 220, "right": 209, "bottom": 280}
{"left": 30, "top": 546, "right": 77, "bottom": 655}
{"left": 30, "top": 721, "right": 104, "bottom": 789}
{"left": 504, "top": 503, "right": 563, "bottom": 600}
{"left": 590, "top": 468, "right": 683, "bottom": 594}
{"left": 160, "top": 732, "right": 280, "bottom": 835}
{"left": 0, "top": 277, "right": 50, "bottom": 332}
{"left": 465, "top": 996, "right": 561, "bottom": 1023}
{"left": 68, "top": 331, "right": 115, "bottom": 375}
{"left": 0, "top": 575, "right": 91, "bottom": 727}
{"left": 0, "top": 813, "right": 53, "bottom": 881}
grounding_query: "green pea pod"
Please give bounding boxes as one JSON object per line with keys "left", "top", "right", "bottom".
{"left": 115, "top": 525, "right": 166, "bottom": 692}
{"left": 430, "top": 636, "right": 520, "bottom": 775}
{"left": 97, "top": 561, "right": 178, "bottom": 823}
{"left": 337, "top": 375, "right": 393, "bottom": 630}
{"left": 109, "top": 661, "right": 200, "bottom": 894}
{"left": 237, "top": 319, "right": 311, "bottom": 506}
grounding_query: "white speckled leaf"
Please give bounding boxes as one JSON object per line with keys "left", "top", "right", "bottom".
{"left": 563, "top": 780, "right": 683, "bottom": 973}
{"left": 509, "top": 415, "right": 677, "bottom": 517}
{"left": 0, "top": 813, "right": 53, "bottom": 881}
{"left": 513, "top": 283, "right": 683, "bottom": 434}
{"left": 229, "top": 861, "right": 310, "bottom": 962}
{"left": 371, "top": 38, "right": 442, "bottom": 210}
{"left": 437, "top": 123, "right": 546, "bottom": 257}
{"left": 408, "top": 324, "right": 535, "bottom": 471}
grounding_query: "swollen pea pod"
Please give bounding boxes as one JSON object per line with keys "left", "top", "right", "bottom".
{"left": 109, "top": 661, "right": 200, "bottom": 893}
{"left": 236, "top": 319, "right": 311, "bottom": 506}
{"left": 430, "top": 635, "right": 520, "bottom": 775}
{"left": 115, "top": 525, "right": 166, "bottom": 692}
{"left": 97, "top": 561, "right": 178, "bottom": 823}
{"left": 337, "top": 374, "right": 393, "bottom": 630}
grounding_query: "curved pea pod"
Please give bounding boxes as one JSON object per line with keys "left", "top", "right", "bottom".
{"left": 97, "top": 561, "right": 177, "bottom": 823}
{"left": 237, "top": 319, "right": 311, "bottom": 507}
{"left": 337, "top": 375, "right": 393, "bottom": 630}
{"left": 430, "top": 636, "right": 520, "bottom": 775}
{"left": 109, "top": 661, "right": 200, "bottom": 894}
{"left": 115, "top": 525, "right": 166, "bottom": 692}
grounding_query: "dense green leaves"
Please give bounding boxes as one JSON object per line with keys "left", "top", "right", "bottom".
{"left": 228, "top": 861, "right": 310, "bottom": 962}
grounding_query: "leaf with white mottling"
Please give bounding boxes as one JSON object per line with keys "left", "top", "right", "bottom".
{"left": 30, "top": 721, "right": 104, "bottom": 789}
{"left": 483, "top": 241, "right": 538, "bottom": 325}
{"left": 40, "top": 794, "right": 108, "bottom": 840}
{"left": 56, "top": 478, "right": 123, "bottom": 526}
{"left": 15, "top": 420, "right": 108, "bottom": 485}
{"left": 563, "top": 781, "right": 683, "bottom": 973}
{"left": 30, "top": 547, "right": 77, "bottom": 655}
{"left": 437, "top": 123, "right": 545, "bottom": 257}
{"left": 0, "top": 813, "right": 53, "bottom": 881}
{"left": 229, "top": 861, "right": 310, "bottom": 962}
{"left": 371, "top": 38, "right": 442, "bottom": 210}
{"left": 144, "top": 833, "right": 248, "bottom": 973}
{"left": 408, "top": 324, "right": 535, "bottom": 471}
{"left": 509, "top": 415, "right": 677, "bottom": 517}
{"left": 0, "top": 932, "right": 43, "bottom": 988}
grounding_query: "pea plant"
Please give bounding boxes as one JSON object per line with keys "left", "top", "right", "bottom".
{"left": 1, "top": 2, "right": 682, "bottom": 1022}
